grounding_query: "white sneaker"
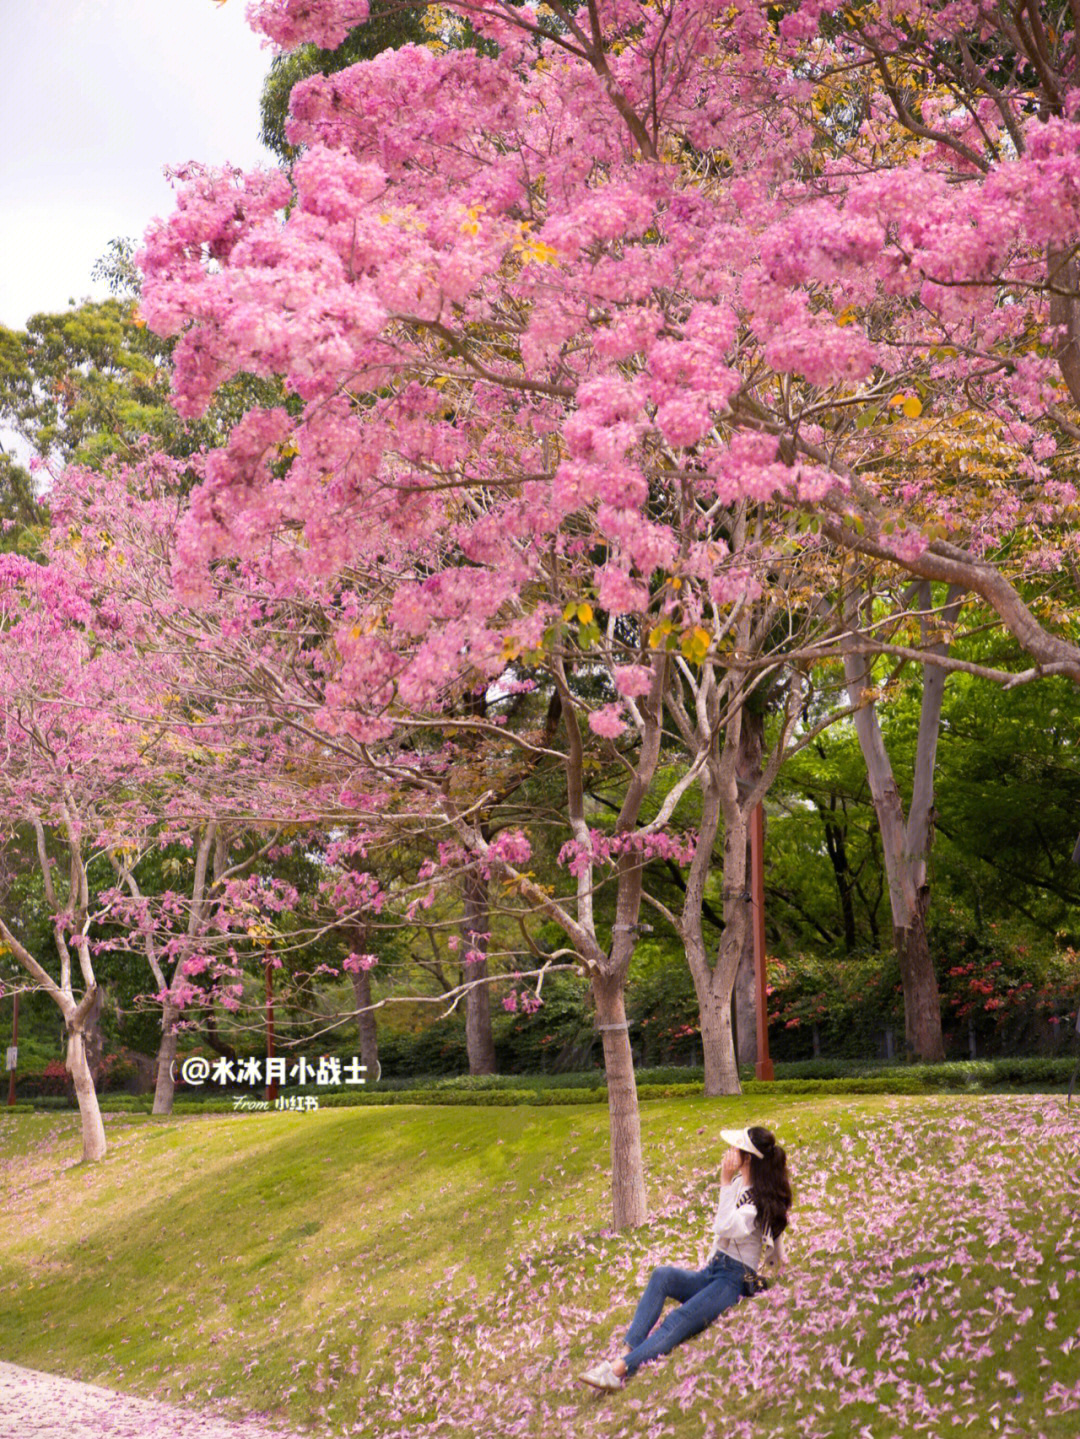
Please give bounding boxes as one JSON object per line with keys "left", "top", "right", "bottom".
{"left": 581, "top": 1360, "right": 624, "bottom": 1391}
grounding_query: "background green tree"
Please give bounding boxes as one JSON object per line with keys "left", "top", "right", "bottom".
{"left": 259, "top": 3, "right": 428, "bottom": 162}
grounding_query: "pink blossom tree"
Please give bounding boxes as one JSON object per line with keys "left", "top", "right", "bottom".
{"left": 41, "top": 455, "right": 332, "bottom": 1115}
{"left": 0, "top": 552, "right": 164, "bottom": 1160}
{"left": 134, "top": 0, "right": 1080, "bottom": 1220}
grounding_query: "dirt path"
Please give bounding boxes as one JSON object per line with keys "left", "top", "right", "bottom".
{"left": 0, "top": 1362, "right": 317, "bottom": 1439}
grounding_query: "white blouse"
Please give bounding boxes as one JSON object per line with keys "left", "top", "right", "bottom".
{"left": 707, "top": 1174, "right": 786, "bottom": 1271}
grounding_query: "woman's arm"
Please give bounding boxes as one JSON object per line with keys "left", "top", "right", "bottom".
{"left": 712, "top": 1181, "right": 759, "bottom": 1244}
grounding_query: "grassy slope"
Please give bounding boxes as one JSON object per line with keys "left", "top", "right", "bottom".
{"left": 0, "top": 1094, "right": 1077, "bottom": 1439}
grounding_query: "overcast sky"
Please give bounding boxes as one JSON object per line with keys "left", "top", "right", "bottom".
{"left": 1, "top": 0, "right": 276, "bottom": 330}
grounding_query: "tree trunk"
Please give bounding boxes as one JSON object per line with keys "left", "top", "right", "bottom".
{"left": 734, "top": 940, "right": 757, "bottom": 1069}
{"left": 460, "top": 654, "right": 657, "bottom": 1230}
{"left": 349, "top": 965, "right": 380, "bottom": 1079}
{"left": 681, "top": 765, "right": 749, "bottom": 1098}
{"left": 593, "top": 972, "right": 647, "bottom": 1229}
{"left": 461, "top": 865, "right": 496, "bottom": 1076}
{"left": 894, "top": 890, "right": 945, "bottom": 1061}
{"left": 683, "top": 909, "right": 743, "bottom": 1098}
{"left": 66, "top": 1024, "right": 106, "bottom": 1162}
{"left": 203, "top": 1007, "right": 238, "bottom": 1064}
{"left": 702, "top": 775, "right": 755, "bottom": 1096}
{"left": 732, "top": 708, "right": 763, "bottom": 1068}
{"left": 152, "top": 1003, "right": 180, "bottom": 1115}
{"left": 842, "top": 591, "right": 959, "bottom": 1063}
{"left": 822, "top": 810, "right": 858, "bottom": 954}
{"left": 83, "top": 984, "right": 106, "bottom": 1078}
{"left": 699, "top": 974, "right": 741, "bottom": 1095}
{"left": 464, "top": 957, "right": 496, "bottom": 1076}
{"left": 0, "top": 913, "right": 107, "bottom": 1160}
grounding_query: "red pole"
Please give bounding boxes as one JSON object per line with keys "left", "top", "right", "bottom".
{"left": 265, "top": 956, "right": 278, "bottom": 1104}
{"left": 751, "top": 802, "right": 774, "bottom": 1082}
{"left": 6, "top": 990, "right": 17, "bottom": 1107}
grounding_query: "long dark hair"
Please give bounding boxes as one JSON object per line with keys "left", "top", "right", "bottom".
{"left": 745, "top": 1126, "right": 792, "bottom": 1239}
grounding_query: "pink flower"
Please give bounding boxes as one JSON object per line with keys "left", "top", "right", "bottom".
{"left": 594, "top": 564, "right": 649, "bottom": 616}
{"left": 612, "top": 665, "right": 653, "bottom": 699}
{"left": 343, "top": 952, "right": 378, "bottom": 972}
{"left": 487, "top": 829, "right": 532, "bottom": 865}
{"left": 588, "top": 704, "right": 627, "bottom": 739}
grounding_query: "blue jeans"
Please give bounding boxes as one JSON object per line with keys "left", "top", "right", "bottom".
{"left": 621, "top": 1252, "right": 748, "bottom": 1375}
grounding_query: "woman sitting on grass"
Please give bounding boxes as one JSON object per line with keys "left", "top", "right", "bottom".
{"left": 581, "top": 1125, "right": 791, "bottom": 1391}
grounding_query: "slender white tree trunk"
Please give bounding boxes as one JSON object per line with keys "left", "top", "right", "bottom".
{"left": 66, "top": 1019, "right": 107, "bottom": 1162}
{"left": 734, "top": 708, "right": 764, "bottom": 1067}
{"left": 147, "top": 822, "right": 219, "bottom": 1116}
{"left": 461, "top": 864, "right": 496, "bottom": 1075}
{"left": 699, "top": 819, "right": 750, "bottom": 1096}
{"left": 1, "top": 826, "right": 109, "bottom": 1161}
{"left": 350, "top": 967, "right": 379, "bottom": 1077}
{"left": 681, "top": 780, "right": 746, "bottom": 1096}
{"left": 456, "top": 653, "right": 672, "bottom": 1228}
{"left": 152, "top": 1004, "right": 181, "bottom": 1114}
{"left": 698, "top": 972, "right": 742, "bottom": 1095}
{"left": 593, "top": 970, "right": 647, "bottom": 1228}
{"left": 734, "top": 943, "right": 757, "bottom": 1069}
{"left": 843, "top": 587, "right": 964, "bottom": 1061}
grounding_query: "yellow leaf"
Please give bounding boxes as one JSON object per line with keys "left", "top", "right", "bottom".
{"left": 577, "top": 603, "right": 593, "bottom": 624}
{"left": 514, "top": 234, "right": 559, "bottom": 265}
{"left": 836, "top": 307, "right": 855, "bottom": 327}
{"left": 902, "top": 396, "right": 923, "bottom": 419}
{"left": 680, "top": 625, "right": 711, "bottom": 664}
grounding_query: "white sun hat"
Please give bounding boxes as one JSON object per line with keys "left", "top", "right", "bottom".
{"left": 720, "top": 1127, "right": 764, "bottom": 1159}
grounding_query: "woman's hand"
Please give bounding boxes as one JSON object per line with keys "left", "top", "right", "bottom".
{"left": 720, "top": 1146, "right": 742, "bottom": 1183}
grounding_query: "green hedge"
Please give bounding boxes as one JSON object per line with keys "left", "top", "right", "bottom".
{"left": 20, "top": 1054, "right": 1075, "bottom": 1117}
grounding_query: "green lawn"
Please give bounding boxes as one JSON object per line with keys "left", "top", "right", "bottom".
{"left": 0, "top": 1093, "right": 1077, "bottom": 1438}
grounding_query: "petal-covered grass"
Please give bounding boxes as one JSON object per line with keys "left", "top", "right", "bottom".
{"left": 0, "top": 1094, "right": 1077, "bottom": 1438}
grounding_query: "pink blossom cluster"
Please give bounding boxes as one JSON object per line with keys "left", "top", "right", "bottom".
{"left": 246, "top": 0, "right": 370, "bottom": 51}
{"left": 558, "top": 828, "right": 698, "bottom": 877}
{"left": 342, "top": 952, "right": 378, "bottom": 973}
{"left": 484, "top": 829, "right": 533, "bottom": 867}
{"left": 501, "top": 988, "right": 543, "bottom": 1014}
